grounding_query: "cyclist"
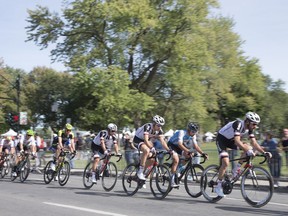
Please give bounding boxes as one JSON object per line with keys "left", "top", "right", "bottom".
{"left": 215, "top": 111, "right": 272, "bottom": 197}
{"left": 168, "top": 122, "right": 208, "bottom": 187}
{"left": 133, "top": 115, "right": 177, "bottom": 186}
{"left": 90, "top": 123, "right": 121, "bottom": 183}
{"left": 12, "top": 129, "right": 37, "bottom": 177}
{"left": 0, "top": 136, "right": 15, "bottom": 168}
{"left": 50, "top": 123, "right": 76, "bottom": 171}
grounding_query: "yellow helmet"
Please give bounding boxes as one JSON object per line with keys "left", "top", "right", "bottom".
{"left": 65, "top": 123, "right": 73, "bottom": 130}
{"left": 26, "top": 129, "right": 34, "bottom": 136}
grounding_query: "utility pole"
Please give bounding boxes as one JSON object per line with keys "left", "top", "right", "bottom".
{"left": 15, "top": 74, "right": 20, "bottom": 131}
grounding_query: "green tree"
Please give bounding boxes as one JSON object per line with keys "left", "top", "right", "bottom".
{"left": 72, "top": 66, "right": 155, "bottom": 130}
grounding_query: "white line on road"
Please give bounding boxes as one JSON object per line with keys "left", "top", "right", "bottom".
{"left": 43, "top": 202, "right": 128, "bottom": 216}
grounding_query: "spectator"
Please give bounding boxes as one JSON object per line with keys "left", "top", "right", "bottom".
{"left": 280, "top": 128, "right": 288, "bottom": 167}
{"left": 123, "top": 131, "right": 137, "bottom": 166}
{"left": 261, "top": 131, "right": 282, "bottom": 188}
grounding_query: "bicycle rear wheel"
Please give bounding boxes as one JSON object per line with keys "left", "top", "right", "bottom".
{"left": 20, "top": 159, "right": 30, "bottom": 183}
{"left": 122, "top": 163, "right": 139, "bottom": 196}
{"left": 43, "top": 161, "right": 55, "bottom": 184}
{"left": 241, "top": 166, "right": 274, "bottom": 208}
{"left": 184, "top": 164, "right": 204, "bottom": 198}
{"left": 83, "top": 162, "right": 94, "bottom": 189}
{"left": 102, "top": 162, "right": 118, "bottom": 191}
{"left": 200, "top": 164, "right": 223, "bottom": 203}
{"left": 58, "top": 161, "right": 71, "bottom": 186}
{"left": 149, "top": 164, "right": 171, "bottom": 200}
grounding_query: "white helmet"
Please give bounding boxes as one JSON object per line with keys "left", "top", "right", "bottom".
{"left": 107, "top": 123, "right": 117, "bottom": 131}
{"left": 245, "top": 112, "right": 261, "bottom": 124}
{"left": 152, "top": 115, "right": 165, "bottom": 126}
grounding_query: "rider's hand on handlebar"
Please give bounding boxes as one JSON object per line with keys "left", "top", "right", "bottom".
{"left": 246, "top": 149, "right": 255, "bottom": 157}
{"left": 263, "top": 151, "right": 272, "bottom": 158}
{"left": 202, "top": 152, "right": 209, "bottom": 159}
{"left": 150, "top": 147, "right": 156, "bottom": 154}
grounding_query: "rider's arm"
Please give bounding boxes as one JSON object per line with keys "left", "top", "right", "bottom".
{"left": 250, "top": 137, "right": 265, "bottom": 154}
{"left": 158, "top": 135, "right": 170, "bottom": 151}
{"left": 144, "top": 133, "right": 153, "bottom": 149}
{"left": 234, "top": 136, "right": 251, "bottom": 152}
{"left": 100, "top": 139, "right": 107, "bottom": 153}
{"left": 58, "top": 136, "right": 63, "bottom": 149}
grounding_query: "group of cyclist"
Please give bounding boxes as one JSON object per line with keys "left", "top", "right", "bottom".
{"left": 0, "top": 111, "right": 273, "bottom": 199}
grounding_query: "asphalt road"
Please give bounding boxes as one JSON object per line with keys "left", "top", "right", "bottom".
{"left": 0, "top": 172, "right": 287, "bottom": 216}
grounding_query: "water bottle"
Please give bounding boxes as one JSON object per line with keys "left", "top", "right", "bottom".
{"left": 144, "top": 165, "right": 153, "bottom": 175}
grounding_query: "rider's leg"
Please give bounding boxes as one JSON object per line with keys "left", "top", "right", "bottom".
{"left": 137, "top": 144, "right": 150, "bottom": 180}
{"left": 215, "top": 152, "right": 229, "bottom": 197}
{"left": 92, "top": 155, "right": 100, "bottom": 183}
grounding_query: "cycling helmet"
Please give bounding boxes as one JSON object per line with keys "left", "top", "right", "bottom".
{"left": 187, "top": 122, "right": 199, "bottom": 133}
{"left": 65, "top": 123, "right": 73, "bottom": 130}
{"left": 245, "top": 111, "right": 261, "bottom": 124}
{"left": 152, "top": 115, "right": 165, "bottom": 126}
{"left": 26, "top": 129, "right": 34, "bottom": 136}
{"left": 107, "top": 123, "right": 118, "bottom": 131}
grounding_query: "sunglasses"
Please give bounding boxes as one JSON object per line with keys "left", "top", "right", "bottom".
{"left": 111, "top": 130, "right": 116, "bottom": 132}
{"left": 156, "top": 124, "right": 162, "bottom": 127}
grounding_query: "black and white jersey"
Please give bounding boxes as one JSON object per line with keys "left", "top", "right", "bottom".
{"left": 92, "top": 130, "right": 117, "bottom": 150}
{"left": 134, "top": 123, "right": 164, "bottom": 143}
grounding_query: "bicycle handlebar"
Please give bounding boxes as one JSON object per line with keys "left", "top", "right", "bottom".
{"left": 101, "top": 153, "right": 123, "bottom": 162}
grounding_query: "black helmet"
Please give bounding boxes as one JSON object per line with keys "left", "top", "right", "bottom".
{"left": 187, "top": 122, "right": 199, "bottom": 133}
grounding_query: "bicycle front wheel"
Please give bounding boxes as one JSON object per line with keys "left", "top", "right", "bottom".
{"left": 241, "top": 166, "right": 274, "bottom": 208}
{"left": 83, "top": 162, "right": 94, "bottom": 189}
{"left": 122, "top": 163, "right": 139, "bottom": 196}
{"left": 184, "top": 164, "right": 204, "bottom": 198}
{"left": 58, "top": 161, "right": 71, "bottom": 186}
{"left": 200, "top": 164, "right": 223, "bottom": 203}
{"left": 102, "top": 162, "right": 118, "bottom": 191}
{"left": 20, "top": 159, "right": 30, "bottom": 183}
{"left": 43, "top": 161, "right": 56, "bottom": 184}
{"left": 149, "top": 164, "right": 171, "bottom": 200}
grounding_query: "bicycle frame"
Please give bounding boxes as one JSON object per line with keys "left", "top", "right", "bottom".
{"left": 176, "top": 155, "right": 206, "bottom": 182}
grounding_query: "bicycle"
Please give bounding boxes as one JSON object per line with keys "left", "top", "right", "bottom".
{"left": 43, "top": 149, "right": 74, "bottom": 186}
{"left": 200, "top": 154, "right": 274, "bottom": 208}
{"left": 83, "top": 153, "right": 122, "bottom": 191}
{"left": 164, "top": 154, "right": 207, "bottom": 198}
{"left": 0, "top": 152, "right": 12, "bottom": 178}
{"left": 122, "top": 150, "right": 172, "bottom": 200}
{"left": 11, "top": 151, "right": 31, "bottom": 182}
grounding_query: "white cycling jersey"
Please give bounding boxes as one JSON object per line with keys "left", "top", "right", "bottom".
{"left": 19, "top": 134, "right": 36, "bottom": 147}
{"left": 92, "top": 130, "right": 117, "bottom": 150}
{"left": 134, "top": 123, "right": 164, "bottom": 143}
{"left": 0, "top": 139, "right": 15, "bottom": 148}
{"left": 218, "top": 119, "right": 254, "bottom": 139}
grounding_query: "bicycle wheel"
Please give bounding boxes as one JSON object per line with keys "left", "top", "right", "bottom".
{"left": 200, "top": 164, "right": 223, "bottom": 203}
{"left": 102, "top": 162, "right": 118, "bottom": 191}
{"left": 149, "top": 164, "right": 171, "bottom": 200}
{"left": 83, "top": 162, "right": 94, "bottom": 189}
{"left": 43, "top": 161, "right": 56, "bottom": 184}
{"left": 20, "top": 159, "right": 30, "bottom": 183}
{"left": 58, "top": 161, "right": 71, "bottom": 186}
{"left": 241, "top": 166, "right": 274, "bottom": 208}
{"left": 184, "top": 164, "right": 204, "bottom": 198}
{"left": 122, "top": 163, "right": 139, "bottom": 196}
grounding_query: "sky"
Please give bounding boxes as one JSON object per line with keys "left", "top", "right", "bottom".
{"left": 1, "top": 0, "right": 288, "bottom": 92}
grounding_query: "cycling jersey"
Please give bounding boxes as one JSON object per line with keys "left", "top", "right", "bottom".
{"left": 0, "top": 139, "right": 15, "bottom": 151}
{"left": 216, "top": 119, "right": 254, "bottom": 152}
{"left": 168, "top": 130, "right": 197, "bottom": 148}
{"left": 92, "top": 130, "right": 117, "bottom": 150}
{"left": 58, "top": 130, "right": 74, "bottom": 145}
{"left": 133, "top": 123, "right": 164, "bottom": 145}
{"left": 19, "top": 135, "right": 36, "bottom": 147}
{"left": 168, "top": 130, "right": 198, "bottom": 155}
